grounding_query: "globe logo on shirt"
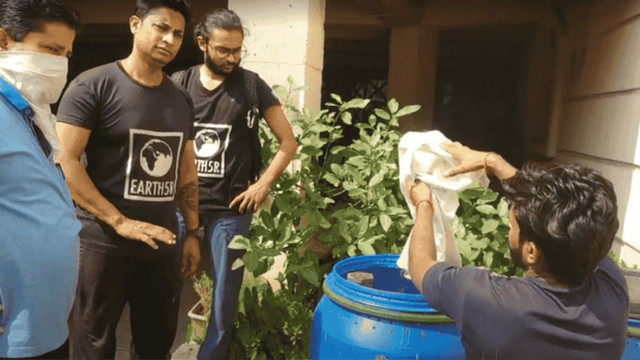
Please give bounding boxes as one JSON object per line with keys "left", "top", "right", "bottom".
{"left": 195, "top": 129, "right": 222, "bottom": 158}
{"left": 140, "top": 139, "right": 173, "bottom": 177}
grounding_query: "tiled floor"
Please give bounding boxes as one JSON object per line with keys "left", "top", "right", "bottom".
{"left": 114, "top": 281, "right": 200, "bottom": 360}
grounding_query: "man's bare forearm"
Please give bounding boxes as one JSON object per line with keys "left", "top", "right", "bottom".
{"left": 177, "top": 180, "right": 199, "bottom": 229}
{"left": 176, "top": 141, "right": 199, "bottom": 230}
{"left": 62, "top": 156, "right": 126, "bottom": 226}
{"left": 409, "top": 201, "right": 437, "bottom": 292}
{"left": 485, "top": 153, "right": 517, "bottom": 180}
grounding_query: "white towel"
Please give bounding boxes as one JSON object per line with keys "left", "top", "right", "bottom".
{"left": 397, "top": 131, "right": 489, "bottom": 278}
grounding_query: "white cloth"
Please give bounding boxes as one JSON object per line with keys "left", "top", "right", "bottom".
{"left": 0, "top": 50, "right": 69, "bottom": 158}
{"left": 397, "top": 130, "right": 489, "bottom": 278}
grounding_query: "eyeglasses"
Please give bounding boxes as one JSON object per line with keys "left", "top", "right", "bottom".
{"left": 209, "top": 44, "right": 247, "bottom": 59}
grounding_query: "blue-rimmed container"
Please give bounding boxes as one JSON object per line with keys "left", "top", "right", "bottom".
{"left": 309, "top": 254, "right": 465, "bottom": 359}
{"left": 624, "top": 318, "right": 640, "bottom": 359}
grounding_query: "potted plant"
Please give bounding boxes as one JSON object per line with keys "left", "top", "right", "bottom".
{"left": 186, "top": 272, "right": 212, "bottom": 344}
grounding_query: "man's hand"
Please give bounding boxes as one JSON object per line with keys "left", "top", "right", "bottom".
{"left": 180, "top": 236, "right": 201, "bottom": 278}
{"left": 442, "top": 142, "right": 517, "bottom": 180}
{"left": 0, "top": 304, "right": 3, "bottom": 335}
{"left": 229, "top": 181, "right": 269, "bottom": 214}
{"left": 405, "top": 179, "right": 433, "bottom": 207}
{"left": 112, "top": 217, "right": 176, "bottom": 250}
{"left": 442, "top": 142, "right": 489, "bottom": 177}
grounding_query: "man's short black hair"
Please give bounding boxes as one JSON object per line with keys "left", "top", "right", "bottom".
{"left": 0, "top": 0, "right": 80, "bottom": 42}
{"left": 193, "top": 8, "right": 244, "bottom": 41}
{"left": 134, "top": 0, "right": 190, "bottom": 24}
{"left": 503, "top": 162, "right": 619, "bottom": 286}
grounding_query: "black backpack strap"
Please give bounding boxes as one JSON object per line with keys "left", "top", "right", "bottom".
{"left": 242, "top": 69, "right": 260, "bottom": 126}
{"left": 241, "top": 68, "right": 262, "bottom": 181}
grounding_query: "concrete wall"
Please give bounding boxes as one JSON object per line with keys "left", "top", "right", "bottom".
{"left": 229, "top": 0, "right": 325, "bottom": 113}
{"left": 70, "top": 0, "right": 227, "bottom": 24}
{"left": 557, "top": 0, "right": 640, "bottom": 266}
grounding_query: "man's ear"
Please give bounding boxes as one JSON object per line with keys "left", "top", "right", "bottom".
{"left": 196, "top": 36, "right": 207, "bottom": 52}
{"left": 0, "top": 28, "right": 10, "bottom": 50}
{"left": 129, "top": 15, "right": 141, "bottom": 35}
{"left": 522, "top": 241, "right": 542, "bottom": 266}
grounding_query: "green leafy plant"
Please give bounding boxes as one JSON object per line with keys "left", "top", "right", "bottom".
{"left": 454, "top": 186, "right": 524, "bottom": 276}
{"left": 185, "top": 272, "right": 212, "bottom": 344}
{"left": 185, "top": 77, "right": 524, "bottom": 359}
{"left": 224, "top": 78, "right": 418, "bottom": 359}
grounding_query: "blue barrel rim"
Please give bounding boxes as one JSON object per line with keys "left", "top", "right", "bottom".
{"left": 629, "top": 318, "right": 640, "bottom": 338}
{"left": 323, "top": 254, "right": 452, "bottom": 323}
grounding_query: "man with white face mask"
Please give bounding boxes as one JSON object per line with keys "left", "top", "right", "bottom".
{"left": 0, "top": 0, "right": 81, "bottom": 359}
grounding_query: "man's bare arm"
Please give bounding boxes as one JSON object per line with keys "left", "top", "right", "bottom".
{"left": 229, "top": 104, "right": 297, "bottom": 213}
{"left": 406, "top": 180, "right": 438, "bottom": 291}
{"left": 175, "top": 140, "right": 201, "bottom": 277}
{"left": 56, "top": 122, "right": 176, "bottom": 249}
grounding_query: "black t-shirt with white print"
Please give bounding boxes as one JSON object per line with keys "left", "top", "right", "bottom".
{"left": 57, "top": 61, "right": 194, "bottom": 258}
{"left": 174, "top": 66, "right": 279, "bottom": 216}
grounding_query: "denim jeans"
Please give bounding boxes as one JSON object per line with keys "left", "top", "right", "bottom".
{"left": 196, "top": 213, "right": 252, "bottom": 360}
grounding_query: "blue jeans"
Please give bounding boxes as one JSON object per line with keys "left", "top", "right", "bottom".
{"left": 197, "top": 213, "right": 252, "bottom": 360}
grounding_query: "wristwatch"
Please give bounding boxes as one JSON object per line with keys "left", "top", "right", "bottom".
{"left": 186, "top": 226, "right": 205, "bottom": 242}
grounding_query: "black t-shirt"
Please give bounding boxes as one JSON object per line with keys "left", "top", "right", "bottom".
{"left": 174, "top": 66, "right": 279, "bottom": 216}
{"left": 57, "top": 61, "right": 194, "bottom": 257}
{"left": 422, "top": 257, "right": 629, "bottom": 359}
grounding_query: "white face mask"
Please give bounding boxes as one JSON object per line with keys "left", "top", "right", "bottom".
{"left": 0, "top": 49, "right": 68, "bottom": 105}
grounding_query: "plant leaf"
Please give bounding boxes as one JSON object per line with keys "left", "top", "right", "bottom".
{"left": 396, "top": 104, "right": 421, "bottom": 117}
{"left": 229, "top": 236, "right": 251, "bottom": 250}
{"left": 368, "top": 170, "right": 385, "bottom": 187}
{"left": 388, "top": 98, "right": 399, "bottom": 113}
{"left": 480, "top": 219, "right": 500, "bottom": 234}
{"left": 380, "top": 214, "right": 392, "bottom": 232}
{"left": 358, "top": 241, "right": 376, "bottom": 255}
{"left": 374, "top": 108, "right": 391, "bottom": 120}
{"left": 476, "top": 204, "right": 496, "bottom": 215}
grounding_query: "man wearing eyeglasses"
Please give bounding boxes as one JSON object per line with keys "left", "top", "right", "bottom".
{"left": 171, "top": 8, "right": 296, "bottom": 360}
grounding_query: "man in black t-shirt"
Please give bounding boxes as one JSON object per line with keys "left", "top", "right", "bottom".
{"left": 56, "top": 1, "right": 201, "bottom": 358}
{"left": 172, "top": 9, "right": 297, "bottom": 359}
{"left": 406, "top": 142, "right": 628, "bottom": 359}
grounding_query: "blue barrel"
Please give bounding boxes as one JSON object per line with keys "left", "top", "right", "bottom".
{"left": 310, "top": 254, "right": 465, "bottom": 359}
{"left": 624, "top": 319, "right": 640, "bottom": 359}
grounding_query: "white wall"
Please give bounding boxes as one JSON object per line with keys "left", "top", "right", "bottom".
{"left": 229, "top": 0, "right": 325, "bottom": 113}
{"left": 558, "top": 0, "right": 640, "bottom": 266}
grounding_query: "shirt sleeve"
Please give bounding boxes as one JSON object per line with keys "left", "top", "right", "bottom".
{"left": 421, "top": 262, "right": 494, "bottom": 324}
{"left": 256, "top": 76, "right": 280, "bottom": 112}
{"left": 596, "top": 257, "right": 629, "bottom": 295}
{"left": 57, "top": 78, "right": 99, "bottom": 130}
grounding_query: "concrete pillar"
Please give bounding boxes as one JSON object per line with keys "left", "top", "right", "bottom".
{"left": 388, "top": 26, "right": 438, "bottom": 132}
{"left": 229, "top": 0, "right": 325, "bottom": 113}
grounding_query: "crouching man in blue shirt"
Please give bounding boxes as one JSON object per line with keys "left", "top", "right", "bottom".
{"left": 0, "top": 1, "right": 81, "bottom": 358}
{"left": 406, "top": 142, "right": 628, "bottom": 359}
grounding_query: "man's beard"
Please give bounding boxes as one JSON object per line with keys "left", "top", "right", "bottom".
{"left": 204, "top": 47, "right": 240, "bottom": 76}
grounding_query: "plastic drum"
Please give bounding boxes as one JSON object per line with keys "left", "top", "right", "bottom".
{"left": 309, "top": 254, "right": 465, "bottom": 359}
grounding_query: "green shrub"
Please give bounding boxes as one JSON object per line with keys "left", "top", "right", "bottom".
{"left": 454, "top": 186, "right": 524, "bottom": 277}
{"left": 183, "top": 78, "right": 521, "bottom": 359}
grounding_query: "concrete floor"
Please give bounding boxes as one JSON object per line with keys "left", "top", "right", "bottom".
{"left": 114, "top": 281, "right": 200, "bottom": 360}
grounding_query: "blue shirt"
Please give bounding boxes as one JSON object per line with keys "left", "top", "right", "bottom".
{"left": 423, "top": 258, "right": 629, "bottom": 359}
{"left": 0, "top": 77, "right": 81, "bottom": 358}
